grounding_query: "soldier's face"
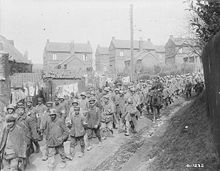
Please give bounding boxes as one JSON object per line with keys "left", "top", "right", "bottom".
{"left": 38, "top": 101, "right": 42, "bottom": 105}
{"left": 17, "top": 108, "right": 25, "bottom": 116}
{"left": 7, "top": 109, "right": 14, "bottom": 114}
{"left": 50, "top": 114, "right": 56, "bottom": 121}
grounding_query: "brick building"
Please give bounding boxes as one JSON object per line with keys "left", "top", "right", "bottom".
{"left": 0, "top": 35, "right": 32, "bottom": 75}
{"left": 43, "top": 39, "right": 92, "bottom": 74}
{"left": 165, "top": 35, "right": 202, "bottom": 72}
{"left": 95, "top": 45, "right": 109, "bottom": 75}
{"left": 109, "top": 37, "right": 155, "bottom": 77}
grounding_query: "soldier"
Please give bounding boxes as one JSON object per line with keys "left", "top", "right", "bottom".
{"left": 26, "top": 100, "right": 41, "bottom": 153}
{"left": 185, "top": 79, "right": 193, "bottom": 99}
{"left": 15, "top": 104, "right": 32, "bottom": 168}
{"left": 69, "top": 107, "right": 86, "bottom": 159}
{"left": 6, "top": 104, "right": 16, "bottom": 115}
{"left": 86, "top": 97, "right": 102, "bottom": 151}
{"left": 130, "top": 87, "right": 141, "bottom": 120}
{"left": 122, "top": 98, "right": 138, "bottom": 136}
{"left": 101, "top": 95, "right": 115, "bottom": 139}
{"left": 112, "top": 88, "right": 120, "bottom": 129}
{"left": 40, "top": 101, "right": 53, "bottom": 161}
{"left": 0, "top": 115, "right": 27, "bottom": 171}
{"left": 78, "top": 92, "right": 89, "bottom": 117}
{"left": 35, "top": 97, "right": 47, "bottom": 130}
{"left": 59, "top": 97, "right": 68, "bottom": 122}
{"left": 43, "top": 109, "right": 69, "bottom": 169}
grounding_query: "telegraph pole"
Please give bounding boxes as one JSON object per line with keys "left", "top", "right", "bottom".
{"left": 130, "top": 4, "right": 134, "bottom": 82}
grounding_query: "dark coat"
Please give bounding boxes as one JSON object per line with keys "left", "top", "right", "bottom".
{"left": 70, "top": 114, "right": 85, "bottom": 137}
{"left": 0, "top": 125, "right": 27, "bottom": 159}
{"left": 86, "top": 107, "right": 101, "bottom": 129}
{"left": 45, "top": 117, "right": 69, "bottom": 147}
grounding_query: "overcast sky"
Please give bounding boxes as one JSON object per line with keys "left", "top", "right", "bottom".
{"left": 1, "top": 0, "right": 189, "bottom": 64}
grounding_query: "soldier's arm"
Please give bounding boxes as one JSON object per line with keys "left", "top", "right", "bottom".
{"left": 60, "top": 121, "right": 69, "bottom": 140}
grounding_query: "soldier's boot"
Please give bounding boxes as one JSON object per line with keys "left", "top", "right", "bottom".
{"left": 66, "top": 147, "right": 75, "bottom": 161}
{"left": 87, "top": 140, "right": 92, "bottom": 151}
{"left": 78, "top": 146, "right": 85, "bottom": 158}
{"left": 42, "top": 146, "right": 49, "bottom": 161}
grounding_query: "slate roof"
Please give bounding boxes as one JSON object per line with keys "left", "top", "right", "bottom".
{"left": 45, "top": 41, "right": 92, "bottom": 53}
{"left": 0, "top": 35, "right": 31, "bottom": 64}
{"left": 45, "top": 42, "right": 70, "bottom": 52}
{"left": 43, "top": 69, "right": 83, "bottom": 79}
{"left": 10, "top": 73, "right": 42, "bottom": 87}
{"left": 111, "top": 39, "right": 155, "bottom": 50}
{"left": 96, "top": 46, "right": 109, "bottom": 55}
{"left": 170, "top": 37, "right": 197, "bottom": 47}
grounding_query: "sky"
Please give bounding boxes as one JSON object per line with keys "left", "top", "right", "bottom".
{"left": 0, "top": 0, "right": 190, "bottom": 64}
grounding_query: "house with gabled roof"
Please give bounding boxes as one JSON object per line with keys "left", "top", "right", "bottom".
{"left": 0, "top": 35, "right": 32, "bottom": 75}
{"left": 95, "top": 45, "right": 109, "bottom": 75}
{"left": 109, "top": 37, "right": 155, "bottom": 77}
{"left": 165, "top": 35, "right": 202, "bottom": 72}
{"left": 43, "top": 39, "right": 92, "bottom": 73}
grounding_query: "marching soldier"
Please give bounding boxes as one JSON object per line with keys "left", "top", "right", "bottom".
{"left": 86, "top": 97, "right": 102, "bottom": 151}
{"left": 0, "top": 115, "right": 27, "bottom": 171}
{"left": 43, "top": 109, "right": 69, "bottom": 169}
{"left": 69, "top": 107, "right": 87, "bottom": 159}
{"left": 122, "top": 98, "right": 138, "bottom": 136}
{"left": 101, "top": 95, "right": 115, "bottom": 139}
{"left": 16, "top": 104, "right": 32, "bottom": 168}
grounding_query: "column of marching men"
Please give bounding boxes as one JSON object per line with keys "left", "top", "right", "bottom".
{"left": 0, "top": 73, "right": 204, "bottom": 170}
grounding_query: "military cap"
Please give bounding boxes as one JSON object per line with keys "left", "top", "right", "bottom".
{"left": 114, "top": 88, "right": 120, "bottom": 92}
{"left": 46, "top": 101, "right": 53, "bottom": 107}
{"left": 72, "top": 99, "right": 79, "bottom": 104}
{"left": 89, "top": 97, "right": 96, "bottom": 103}
{"left": 37, "top": 97, "right": 43, "bottom": 101}
{"left": 103, "top": 95, "right": 110, "bottom": 99}
{"left": 7, "top": 104, "right": 15, "bottom": 110}
{"left": 74, "top": 106, "right": 80, "bottom": 111}
{"left": 80, "top": 92, "right": 87, "bottom": 97}
{"left": 6, "top": 115, "right": 17, "bottom": 123}
{"left": 49, "top": 109, "right": 57, "bottom": 115}
{"left": 17, "top": 105, "right": 25, "bottom": 109}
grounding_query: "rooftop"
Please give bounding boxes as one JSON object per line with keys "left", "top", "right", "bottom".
{"left": 45, "top": 40, "right": 92, "bottom": 53}
{"left": 0, "top": 35, "right": 31, "bottom": 64}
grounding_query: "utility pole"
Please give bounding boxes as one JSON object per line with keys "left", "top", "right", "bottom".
{"left": 130, "top": 4, "right": 134, "bottom": 82}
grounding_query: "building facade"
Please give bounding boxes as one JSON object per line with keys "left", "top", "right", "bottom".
{"left": 95, "top": 45, "right": 109, "bottom": 75}
{"left": 43, "top": 39, "right": 92, "bottom": 74}
{"left": 0, "top": 35, "right": 32, "bottom": 75}
{"left": 109, "top": 37, "right": 155, "bottom": 77}
{"left": 165, "top": 35, "right": 202, "bottom": 73}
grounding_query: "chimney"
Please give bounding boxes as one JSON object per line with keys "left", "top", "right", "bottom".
{"left": 169, "top": 35, "right": 174, "bottom": 39}
{"left": 24, "top": 50, "right": 28, "bottom": 59}
{"left": 70, "top": 41, "right": 74, "bottom": 55}
{"left": 46, "top": 39, "right": 50, "bottom": 43}
{"left": 139, "top": 37, "right": 144, "bottom": 51}
{"left": 147, "top": 38, "right": 151, "bottom": 42}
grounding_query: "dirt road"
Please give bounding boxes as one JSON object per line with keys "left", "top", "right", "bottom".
{"left": 26, "top": 97, "right": 186, "bottom": 171}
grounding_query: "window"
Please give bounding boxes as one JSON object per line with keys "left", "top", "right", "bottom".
{"left": 120, "top": 51, "right": 124, "bottom": 57}
{"left": 52, "top": 54, "right": 57, "bottom": 60}
{"left": 189, "top": 57, "right": 195, "bottom": 63}
{"left": 83, "top": 54, "right": 88, "bottom": 61}
{"left": 183, "top": 57, "right": 188, "bottom": 63}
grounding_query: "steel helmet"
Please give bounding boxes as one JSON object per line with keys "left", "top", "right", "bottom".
{"left": 49, "top": 109, "right": 58, "bottom": 115}
{"left": 7, "top": 104, "right": 15, "bottom": 110}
